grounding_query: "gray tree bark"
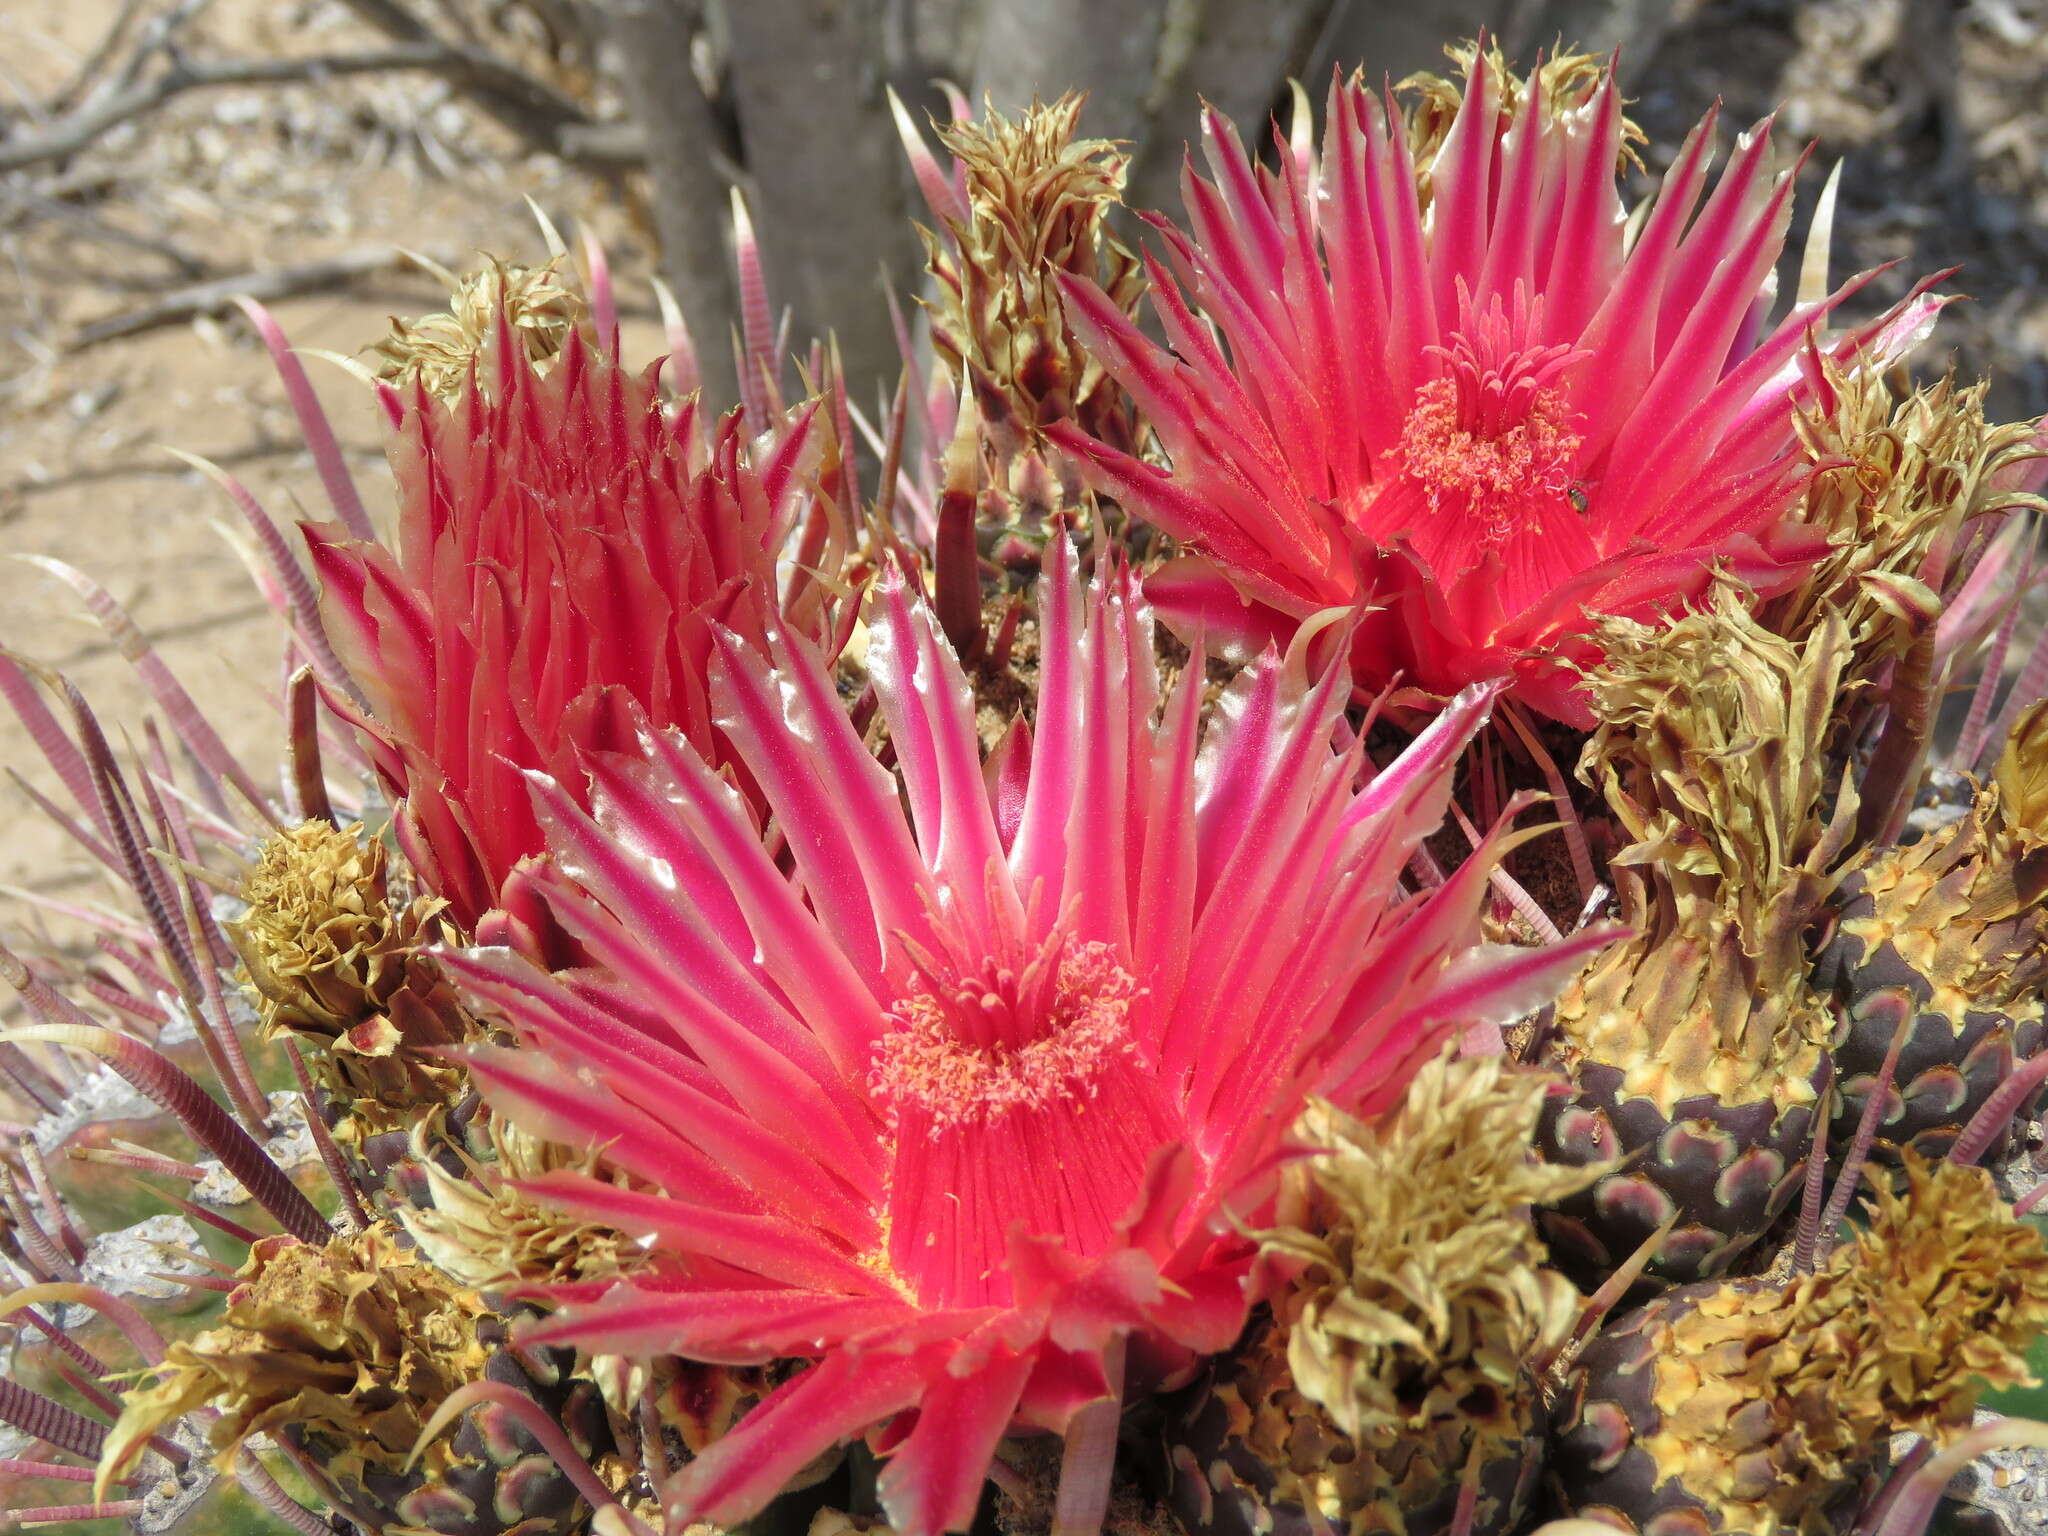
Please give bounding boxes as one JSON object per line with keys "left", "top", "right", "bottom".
{"left": 724, "top": 0, "right": 919, "bottom": 405}
{"left": 970, "top": 0, "right": 1167, "bottom": 134}
{"left": 1125, "top": 0, "right": 1335, "bottom": 216}
{"left": 597, "top": 0, "right": 741, "bottom": 408}
{"left": 1304, "top": 0, "right": 1513, "bottom": 90}
{"left": 1506, "top": 0, "right": 1685, "bottom": 65}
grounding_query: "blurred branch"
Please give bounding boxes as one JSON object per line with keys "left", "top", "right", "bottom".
{"left": 0, "top": 46, "right": 469, "bottom": 173}
{"left": 553, "top": 118, "right": 647, "bottom": 164}
{"left": 1304, "top": 0, "right": 1508, "bottom": 87}
{"left": 961, "top": 0, "right": 1337, "bottom": 220}
{"left": 1504, "top": 0, "right": 1685, "bottom": 62}
{"left": 68, "top": 244, "right": 437, "bottom": 348}
{"left": 0, "top": 0, "right": 625, "bottom": 176}
{"left": 1, "top": 185, "right": 214, "bottom": 278}
{"left": 46, "top": 0, "right": 152, "bottom": 117}
{"left": 329, "top": 0, "right": 603, "bottom": 151}
{"left": 1295, "top": 0, "right": 1685, "bottom": 114}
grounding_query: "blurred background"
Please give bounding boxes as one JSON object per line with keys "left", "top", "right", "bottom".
{"left": 0, "top": 0, "right": 2044, "bottom": 905}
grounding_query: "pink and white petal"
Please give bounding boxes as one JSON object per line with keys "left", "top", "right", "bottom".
{"left": 519, "top": 1287, "right": 917, "bottom": 1365}
{"left": 875, "top": 1341, "right": 1038, "bottom": 1536}
{"left": 514, "top": 1171, "right": 893, "bottom": 1297}
{"left": 866, "top": 565, "right": 1020, "bottom": 941}
{"left": 670, "top": 1351, "right": 930, "bottom": 1528}
{"left": 708, "top": 621, "right": 935, "bottom": 972}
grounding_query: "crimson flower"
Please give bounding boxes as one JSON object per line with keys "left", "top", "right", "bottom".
{"left": 1050, "top": 53, "right": 1948, "bottom": 720}
{"left": 309, "top": 324, "right": 848, "bottom": 929}
{"left": 439, "top": 542, "right": 1609, "bottom": 1534}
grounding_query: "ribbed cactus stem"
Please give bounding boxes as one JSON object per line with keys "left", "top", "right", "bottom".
{"left": 0, "top": 1376, "right": 107, "bottom": 1462}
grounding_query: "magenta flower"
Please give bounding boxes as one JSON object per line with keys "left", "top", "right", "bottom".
{"left": 440, "top": 542, "right": 1609, "bottom": 1534}
{"left": 1050, "top": 54, "right": 1949, "bottom": 720}
{"left": 308, "top": 325, "right": 847, "bottom": 931}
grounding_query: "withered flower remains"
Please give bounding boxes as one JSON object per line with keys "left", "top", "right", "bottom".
{"left": 370, "top": 254, "right": 588, "bottom": 402}
{"left": 1165, "top": 1052, "right": 1590, "bottom": 1536}
{"left": 99, "top": 1225, "right": 607, "bottom": 1536}
{"left": 233, "top": 819, "right": 475, "bottom": 1148}
{"left": 1538, "top": 586, "right": 1849, "bottom": 1284}
{"left": 912, "top": 93, "right": 1145, "bottom": 515}
{"left": 1554, "top": 1158, "right": 2048, "bottom": 1533}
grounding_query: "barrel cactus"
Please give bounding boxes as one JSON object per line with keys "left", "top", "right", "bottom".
{"left": 1, "top": 38, "right": 2045, "bottom": 1536}
{"left": 1161, "top": 1052, "right": 1588, "bottom": 1536}
{"left": 1535, "top": 589, "right": 1847, "bottom": 1286}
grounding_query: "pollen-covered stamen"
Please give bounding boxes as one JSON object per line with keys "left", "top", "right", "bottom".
{"left": 1395, "top": 299, "right": 1589, "bottom": 549}
{"left": 870, "top": 928, "right": 1178, "bottom": 1308}
{"left": 871, "top": 936, "right": 1140, "bottom": 1125}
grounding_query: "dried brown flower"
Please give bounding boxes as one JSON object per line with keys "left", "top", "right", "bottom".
{"left": 100, "top": 1225, "right": 489, "bottom": 1500}
{"left": 99, "top": 1223, "right": 617, "bottom": 1534}
{"left": 921, "top": 95, "right": 1143, "bottom": 517}
{"left": 232, "top": 820, "right": 476, "bottom": 1146}
{"left": 1401, "top": 42, "right": 1646, "bottom": 194}
{"left": 1605, "top": 1157, "right": 2048, "bottom": 1530}
{"left": 371, "top": 255, "right": 587, "bottom": 403}
{"left": 1228, "top": 1052, "right": 1591, "bottom": 1534}
{"left": 1560, "top": 584, "right": 1854, "bottom": 1109}
{"left": 1813, "top": 698, "right": 2048, "bottom": 1157}
{"left": 404, "top": 1111, "right": 628, "bottom": 1293}
{"left": 1768, "top": 367, "right": 2048, "bottom": 676}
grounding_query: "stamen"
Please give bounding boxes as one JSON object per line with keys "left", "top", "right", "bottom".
{"left": 871, "top": 939, "right": 1141, "bottom": 1126}
{"left": 869, "top": 929, "right": 1176, "bottom": 1309}
{"left": 1395, "top": 295, "right": 1588, "bottom": 551}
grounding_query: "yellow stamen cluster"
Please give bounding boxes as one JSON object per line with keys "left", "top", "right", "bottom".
{"left": 870, "top": 939, "right": 1140, "bottom": 1127}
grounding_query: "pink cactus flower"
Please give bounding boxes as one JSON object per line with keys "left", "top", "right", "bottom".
{"left": 307, "top": 323, "right": 848, "bottom": 930}
{"left": 1050, "top": 54, "right": 1950, "bottom": 721}
{"left": 444, "top": 541, "right": 1610, "bottom": 1534}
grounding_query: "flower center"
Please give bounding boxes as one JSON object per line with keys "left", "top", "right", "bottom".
{"left": 870, "top": 936, "right": 1140, "bottom": 1127}
{"left": 866, "top": 927, "right": 1177, "bottom": 1309}
{"left": 1395, "top": 332, "right": 1585, "bottom": 550}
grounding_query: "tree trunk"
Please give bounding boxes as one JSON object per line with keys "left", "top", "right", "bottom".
{"left": 1124, "top": 0, "right": 1335, "bottom": 217}
{"left": 724, "top": 0, "right": 918, "bottom": 406}
{"left": 970, "top": 0, "right": 1167, "bottom": 139}
{"left": 596, "top": 0, "right": 741, "bottom": 408}
{"left": 1303, "top": 0, "right": 1510, "bottom": 89}
{"left": 1506, "top": 0, "right": 1685, "bottom": 65}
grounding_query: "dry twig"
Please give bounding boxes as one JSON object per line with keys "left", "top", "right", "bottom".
{"left": 0, "top": 44, "right": 604, "bottom": 173}
{"left": 68, "top": 244, "right": 440, "bottom": 348}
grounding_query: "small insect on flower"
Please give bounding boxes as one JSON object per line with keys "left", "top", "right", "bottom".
{"left": 1051, "top": 47, "right": 1950, "bottom": 721}
{"left": 442, "top": 539, "right": 1610, "bottom": 1536}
